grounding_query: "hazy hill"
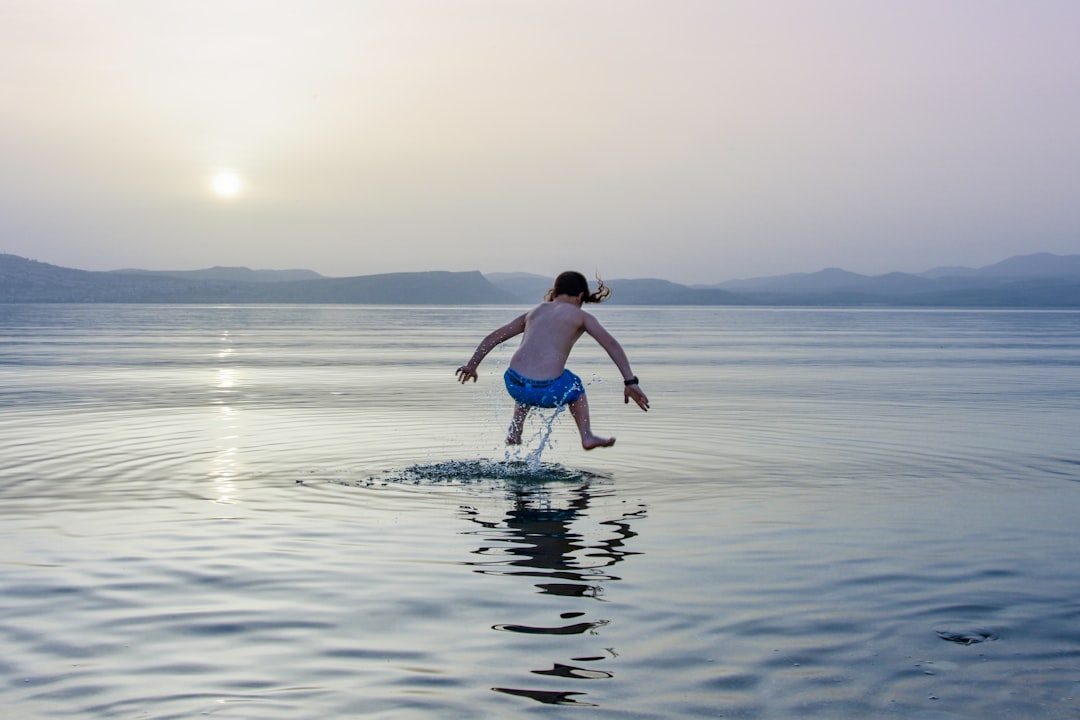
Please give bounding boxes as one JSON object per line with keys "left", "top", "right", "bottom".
{"left": 716, "top": 268, "right": 868, "bottom": 293}
{"left": 484, "top": 273, "right": 741, "bottom": 305}
{"left": 707, "top": 252, "right": 1080, "bottom": 305}
{"left": 0, "top": 255, "right": 513, "bottom": 304}
{"left": 958, "top": 252, "right": 1080, "bottom": 278}
{"left": 717, "top": 252, "right": 1080, "bottom": 290}
{"left": 919, "top": 252, "right": 1080, "bottom": 278}
{"left": 110, "top": 266, "right": 323, "bottom": 282}
{"left": 602, "top": 279, "right": 739, "bottom": 305}
{"left": 1, "top": 254, "right": 229, "bottom": 303}
{"left": 4, "top": 252, "right": 1080, "bottom": 306}
{"left": 484, "top": 272, "right": 553, "bottom": 303}
{"left": 244, "top": 271, "right": 516, "bottom": 304}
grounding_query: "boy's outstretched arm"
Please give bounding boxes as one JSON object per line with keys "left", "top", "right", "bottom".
{"left": 456, "top": 314, "right": 526, "bottom": 383}
{"left": 583, "top": 314, "right": 650, "bottom": 411}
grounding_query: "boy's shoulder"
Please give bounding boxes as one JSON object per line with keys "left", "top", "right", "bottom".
{"left": 526, "top": 301, "right": 587, "bottom": 322}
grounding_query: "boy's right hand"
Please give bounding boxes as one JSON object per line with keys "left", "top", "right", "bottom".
{"left": 456, "top": 366, "right": 478, "bottom": 383}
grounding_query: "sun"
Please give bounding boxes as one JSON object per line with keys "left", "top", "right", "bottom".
{"left": 210, "top": 170, "right": 243, "bottom": 198}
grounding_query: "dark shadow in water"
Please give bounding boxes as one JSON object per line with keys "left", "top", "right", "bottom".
{"left": 359, "top": 459, "right": 646, "bottom": 706}
{"left": 457, "top": 476, "right": 646, "bottom": 707}
{"left": 490, "top": 686, "right": 595, "bottom": 706}
{"left": 936, "top": 628, "right": 998, "bottom": 645}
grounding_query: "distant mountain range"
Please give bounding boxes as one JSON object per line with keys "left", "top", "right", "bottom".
{"left": 486, "top": 253, "right": 1080, "bottom": 306}
{"left": 3, "top": 252, "right": 1080, "bottom": 306}
{"left": 697, "top": 252, "right": 1080, "bottom": 306}
{"left": 0, "top": 255, "right": 515, "bottom": 304}
{"left": 110, "top": 266, "right": 323, "bottom": 283}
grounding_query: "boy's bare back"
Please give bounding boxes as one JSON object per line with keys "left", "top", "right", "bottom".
{"left": 508, "top": 299, "right": 588, "bottom": 380}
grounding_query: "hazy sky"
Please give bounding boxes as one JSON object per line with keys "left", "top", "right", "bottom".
{"left": 2, "top": 1, "right": 1079, "bottom": 283}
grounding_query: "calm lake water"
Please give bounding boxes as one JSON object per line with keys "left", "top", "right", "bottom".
{"left": 2, "top": 304, "right": 1079, "bottom": 719}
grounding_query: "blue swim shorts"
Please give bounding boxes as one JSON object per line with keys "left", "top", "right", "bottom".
{"left": 504, "top": 367, "right": 585, "bottom": 409}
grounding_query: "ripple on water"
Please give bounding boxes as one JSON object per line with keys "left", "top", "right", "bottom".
{"left": 4, "top": 306, "right": 1080, "bottom": 719}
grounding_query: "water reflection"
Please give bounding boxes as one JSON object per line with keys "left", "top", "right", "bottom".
{"left": 458, "top": 480, "right": 645, "bottom": 706}
{"left": 209, "top": 330, "right": 240, "bottom": 504}
{"left": 209, "top": 405, "right": 239, "bottom": 503}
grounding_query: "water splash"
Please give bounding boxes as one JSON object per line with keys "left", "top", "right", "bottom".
{"left": 498, "top": 372, "right": 608, "bottom": 471}
{"left": 346, "top": 374, "right": 610, "bottom": 488}
{"left": 368, "top": 458, "right": 607, "bottom": 486}
{"left": 506, "top": 405, "right": 569, "bottom": 471}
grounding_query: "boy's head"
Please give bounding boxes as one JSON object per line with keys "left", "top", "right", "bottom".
{"left": 547, "top": 271, "right": 610, "bottom": 303}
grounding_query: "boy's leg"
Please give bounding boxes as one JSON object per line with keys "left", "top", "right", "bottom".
{"left": 567, "top": 392, "right": 615, "bottom": 450}
{"left": 507, "top": 403, "right": 530, "bottom": 445}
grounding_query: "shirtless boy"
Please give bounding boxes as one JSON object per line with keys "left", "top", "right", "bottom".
{"left": 456, "top": 271, "right": 649, "bottom": 450}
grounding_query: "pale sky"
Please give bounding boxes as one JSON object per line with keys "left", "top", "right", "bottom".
{"left": 2, "top": 1, "right": 1079, "bottom": 284}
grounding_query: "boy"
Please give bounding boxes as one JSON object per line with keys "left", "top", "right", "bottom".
{"left": 456, "top": 271, "right": 649, "bottom": 450}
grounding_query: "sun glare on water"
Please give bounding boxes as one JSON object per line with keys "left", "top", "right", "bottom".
{"left": 210, "top": 170, "right": 243, "bottom": 198}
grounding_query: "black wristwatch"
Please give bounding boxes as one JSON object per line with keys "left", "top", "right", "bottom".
{"left": 624, "top": 376, "right": 639, "bottom": 386}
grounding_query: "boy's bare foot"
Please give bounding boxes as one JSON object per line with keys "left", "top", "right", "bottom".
{"left": 506, "top": 434, "right": 522, "bottom": 446}
{"left": 582, "top": 434, "right": 615, "bottom": 450}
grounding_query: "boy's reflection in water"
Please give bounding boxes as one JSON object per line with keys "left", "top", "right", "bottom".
{"left": 458, "top": 480, "right": 646, "bottom": 706}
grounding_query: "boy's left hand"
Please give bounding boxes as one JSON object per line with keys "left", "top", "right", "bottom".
{"left": 624, "top": 384, "right": 649, "bottom": 411}
{"left": 456, "top": 366, "right": 478, "bottom": 383}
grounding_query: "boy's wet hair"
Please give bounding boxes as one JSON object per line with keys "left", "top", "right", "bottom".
{"left": 546, "top": 271, "right": 611, "bottom": 303}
